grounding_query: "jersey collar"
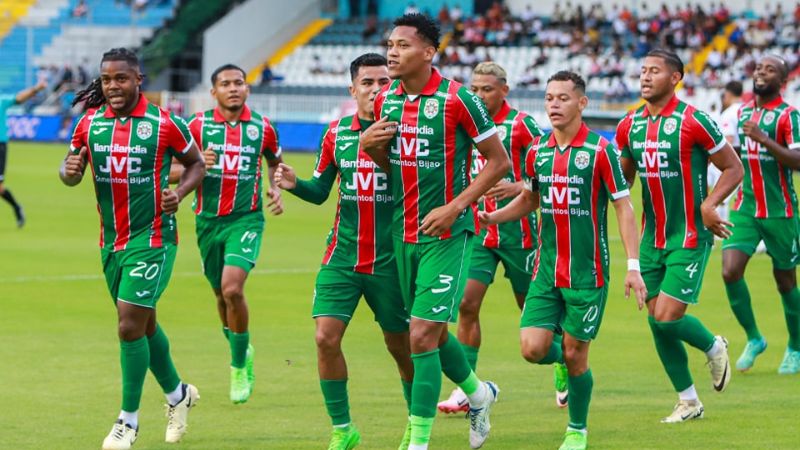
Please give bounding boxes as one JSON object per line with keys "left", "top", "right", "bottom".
{"left": 546, "top": 122, "right": 590, "bottom": 148}
{"left": 493, "top": 101, "right": 512, "bottom": 124}
{"left": 213, "top": 104, "right": 252, "bottom": 123}
{"left": 755, "top": 95, "right": 783, "bottom": 111}
{"left": 394, "top": 68, "right": 443, "bottom": 97}
{"left": 103, "top": 94, "right": 149, "bottom": 119}
{"left": 350, "top": 115, "right": 363, "bottom": 131}
{"left": 642, "top": 94, "right": 679, "bottom": 118}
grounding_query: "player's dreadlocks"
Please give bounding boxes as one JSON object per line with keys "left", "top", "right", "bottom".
{"left": 73, "top": 48, "right": 141, "bottom": 109}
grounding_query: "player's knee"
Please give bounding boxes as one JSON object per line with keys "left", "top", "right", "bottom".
{"left": 459, "top": 298, "right": 480, "bottom": 318}
{"left": 117, "top": 319, "right": 145, "bottom": 341}
{"left": 722, "top": 265, "right": 743, "bottom": 283}
{"left": 774, "top": 274, "right": 796, "bottom": 294}
{"left": 562, "top": 344, "right": 586, "bottom": 367}
{"left": 520, "top": 342, "right": 547, "bottom": 363}
{"left": 384, "top": 333, "right": 410, "bottom": 358}
{"left": 221, "top": 283, "right": 244, "bottom": 304}
{"left": 315, "top": 327, "right": 343, "bottom": 353}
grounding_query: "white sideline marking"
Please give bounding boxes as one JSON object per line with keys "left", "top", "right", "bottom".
{"left": 0, "top": 268, "right": 317, "bottom": 284}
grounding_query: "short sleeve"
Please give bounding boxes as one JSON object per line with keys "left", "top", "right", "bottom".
{"left": 597, "top": 140, "right": 630, "bottom": 200}
{"left": 522, "top": 141, "right": 539, "bottom": 192}
{"left": 778, "top": 109, "right": 800, "bottom": 151}
{"left": 69, "top": 111, "right": 92, "bottom": 154}
{"left": 187, "top": 114, "right": 203, "bottom": 148}
{"left": 690, "top": 110, "right": 727, "bottom": 155}
{"left": 313, "top": 123, "right": 337, "bottom": 179}
{"left": 455, "top": 87, "right": 497, "bottom": 144}
{"left": 262, "top": 117, "right": 282, "bottom": 160}
{"left": 615, "top": 113, "right": 633, "bottom": 159}
{"left": 165, "top": 112, "right": 194, "bottom": 156}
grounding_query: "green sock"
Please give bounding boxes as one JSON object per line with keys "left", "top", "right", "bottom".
{"left": 461, "top": 344, "right": 479, "bottom": 372}
{"left": 439, "top": 333, "right": 471, "bottom": 385}
{"left": 458, "top": 370, "right": 481, "bottom": 397}
{"left": 320, "top": 379, "right": 350, "bottom": 426}
{"left": 120, "top": 337, "right": 150, "bottom": 412}
{"left": 649, "top": 316, "right": 693, "bottom": 392}
{"left": 726, "top": 279, "right": 762, "bottom": 340}
{"left": 657, "top": 316, "right": 716, "bottom": 352}
{"left": 222, "top": 327, "right": 230, "bottom": 341}
{"left": 147, "top": 324, "right": 181, "bottom": 393}
{"left": 401, "top": 378, "right": 413, "bottom": 412}
{"left": 567, "top": 369, "right": 593, "bottom": 430}
{"left": 410, "top": 349, "right": 441, "bottom": 418}
{"left": 409, "top": 415, "right": 434, "bottom": 446}
{"left": 780, "top": 288, "right": 800, "bottom": 350}
{"left": 539, "top": 339, "right": 564, "bottom": 365}
{"left": 229, "top": 331, "right": 249, "bottom": 369}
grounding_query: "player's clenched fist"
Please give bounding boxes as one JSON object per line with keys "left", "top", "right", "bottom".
{"left": 203, "top": 144, "right": 217, "bottom": 170}
{"left": 64, "top": 146, "right": 88, "bottom": 177}
{"left": 161, "top": 189, "right": 181, "bottom": 215}
{"left": 273, "top": 163, "right": 297, "bottom": 190}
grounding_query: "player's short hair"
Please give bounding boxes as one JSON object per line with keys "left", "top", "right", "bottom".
{"left": 349, "top": 53, "right": 387, "bottom": 81}
{"left": 211, "top": 64, "right": 246, "bottom": 85}
{"left": 546, "top": 70, "right": 586, "bottom": 94}
{"left": 73, "top": 48, "right": 141, "bottom": 109}
{"left": 646, "top": 49, "right": 685, "bottom": 79}
{"left": 101, "top": 47, "right": 140, "bottom": 69}
{"left": 393, "top": 13, "right": 441, "bottom": 50}
{"left": 763, "top": 54, "right": 790, "bottom": 80}
{"left": 724, "top": 80, "right": 743, "bottom": 97}
{"left": 472, "top": 62, "right": 507, "bottom": 84}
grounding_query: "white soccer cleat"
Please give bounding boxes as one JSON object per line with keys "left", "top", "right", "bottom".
{"left": 707, "top": 336, "right": 731, "bottom": 392}
{"left": 437, "top": 387, "right": 469, "bottom": 414}
{"left": 468, "top": 381, "right": 499, "bottom": 449}
{"left": 165, "top": 383, "right": 199, "bottom": 443}
{"left": 660, "top": 399, "right": 704, "bottom": 423}
{"left": 102, "top": 420, "right": 137, "bottom": 450}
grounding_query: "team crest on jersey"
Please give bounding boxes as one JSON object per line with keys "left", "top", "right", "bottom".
{"left": 246, "top": 124, "right": 259, "bottom": 141}
{"left": 763, "top": 111, "right": 776, "bottom": 126}
{"left": 663, "top": 118, "right": 678, "bottom": 135}
{"left": 423, "top": 98, "right": 439, "bottom": 119}
{"left": 497, "top": 126, "right": 508, "bottom": 142}
{"left": 136, "top": 121, "right": 152, "bottom": 140}
{"left": 574, "top": 151, "right": 591, "bottom": 170}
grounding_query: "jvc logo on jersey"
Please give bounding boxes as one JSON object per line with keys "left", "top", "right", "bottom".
{"left": 391, "top": 136, "right": 430, "bottom": 157}
{"left": 343, "top": 172, "right": 388, "bottom": 191}
{"left": 638, "top": 151, "right": 669, "bottom": 169}
{"left": 98, "top": 155, "right": 142, "bottom": 174}
{"left": 471, "top": 155, "right": 486, "bottom": 176}
{"left": 541, "top": 186, "right": 580, "bottom": 205}
{"left": 212, "top": 154, "right": 251, "bottom": 171}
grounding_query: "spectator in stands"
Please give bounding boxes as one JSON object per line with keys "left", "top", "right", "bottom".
{"left": 404, "top": 2, "right": 419, "bottom": 15}
{"left": 73, "top": 0, "right": 88, "bottom": 18}
{"left": 260, "top": 65, "right": 274, "bottom": 86}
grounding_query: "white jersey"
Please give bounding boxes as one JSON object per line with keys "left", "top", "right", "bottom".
{"left": 720, "top": 102, "right": 742, "bottom": 148}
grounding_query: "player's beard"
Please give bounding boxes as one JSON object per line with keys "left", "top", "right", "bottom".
{"left": 753, "top": 81, "right": 779, "bottom": 97}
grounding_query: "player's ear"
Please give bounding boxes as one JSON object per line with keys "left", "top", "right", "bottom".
{"left": 348, "top": 84, "right": 356, "bottom": 99}
{"left": 424, "top": 45, "right": 437, "bottom": 63}
{"left": 578, "top": 95, "right": 588, "bottom": 112}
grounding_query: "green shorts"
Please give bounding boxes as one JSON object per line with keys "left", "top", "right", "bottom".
{"left": 641, "top": 243, "right": 712, "bottom": 304}
{"left": 101, "top": 244, "right": 177, "bottom": 308}
{"left": 196, "top": 212, "right": 265, "bottom": 289}
{"left": 394, "top": 232, "right": 473, "bottom": 323}
{"left": 312, "top": 264, "right": 409, "bottom": 333}
{"left": 723, "top": 212, "right": 800, "bottom": 270}
{"left": 520, "top": 276, "right": 608, "bottom": 341}
{"left": 469, "top": 243, "right": 535, "bottom": 294}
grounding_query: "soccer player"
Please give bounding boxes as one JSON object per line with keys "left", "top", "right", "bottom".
{"left": 274, "top": 53, "right": 413, "bottom": 450}
{"left": 438, "top": 62, "right": 554, "bottom": 414}
{"left": 183, "top": 64, "right": 283, "bottom": 403}
{"left": 708, "top": 80, "right": 743, "bottom": 223}
{"left": 481, "top": 70, "right": 647, "bottom": 450}
{"left": 722, "top": 55, "right": 800, "bottom": 374}
{"left": 362, "top": 13, "right": 509, "bottom": 450}
{"left": 0, "top": 80, "right": 47, "bottom": 227}
{"left": 59, "top": 48, "right": 205, "bottom": 450}
{"left": 616, "top": 49, "right": 744, "bottom": 423}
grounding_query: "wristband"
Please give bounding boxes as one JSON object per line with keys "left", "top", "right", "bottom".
{"left": 627, "top": 259, "right": 640, "bottom": 272}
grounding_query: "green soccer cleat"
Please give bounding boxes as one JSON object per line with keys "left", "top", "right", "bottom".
{"left": 558, "top": 430, "right": 587, "bottom": 450}
{"left": 778, "top": 348, "right": 800, "bottom": 375}
{"left": 230, "top": 367, "right": 251, "bottom": 404}
{"left": 554, "top": 362, "right": 569, "bottom": 408}
{"left": 735, "top": 338, "right": 767, "bottom": 372}
{"left": 327, "top": 424, "right": 361, "bottom": 450}
{"left": 246, "top": 344, "right": 255, "bottom": 389}
{"left": 397, "top": 420, "right": 412, "bottom": 450}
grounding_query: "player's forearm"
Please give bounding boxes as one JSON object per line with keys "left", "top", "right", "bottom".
{"left": 288, "top": 178, "right": 330, "bottom": 205}
{"left": 762, "top": 137, "right": 800, "bottom": 170}
{"left": 16, "top": 84, "right": 43, "bottom": 103}
{"left": 491, "top": 190, "right": 537, "bottom": 224}
{"left": 705, "top": 161, "right": 743, "bottom": 208}
{"left": 168, "top": 162, "right": 185, "bottom": 184}
{"left": 614, "top": 198, "right": 640, "bottom": 260}
{"left": 174, "top": 159, "right": 205, "bottom": 201}
{"left": 452, "top": 155, "right": 510, "bottom": 211}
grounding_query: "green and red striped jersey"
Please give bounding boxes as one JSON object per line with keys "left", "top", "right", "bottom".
{"left": 616, "top": 95, "right": 726, "bottom": 250}
{"left": 734, "top": 96, "right": 800, "bottom": 218}
{"left": 472, "top": 101, "right": 542, "bottom": 249}
{"left": 188, "top": 105, "right": 281, "bottom": 218}
{"left": 374, "top": 68, "right": 497, "bottom": 244}
{"left": 310, "top": 115, "right": 394, "bottom": 274}
{"left": 525, "top": 124, "right": 630, "bottom": 288}
{"left": 70, "top": 95, "right": 194, "bottom": 251}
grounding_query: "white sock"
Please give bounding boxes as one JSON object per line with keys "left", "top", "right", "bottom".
{"left": 566, "top": 426, "right": 587, "bottom": 435}
{"left": 333, "top": 423, "right": 350, "bottom": 429}
{"left": 408, "top": 444, "right": 429, "bottom": 450}
{"left": 165, "top": 382, "right": 184, "bottom": 406}
{"left": 466, "top": 381, "right": 488, "bottom": 406}
{"left": 678, "top": 385, "right": 698, "bottom": 401}
{"left": 706, "top": 338, "right": 724, "bottom": 358}
{"left": 118, "top": 410, "right": 138, "bottom": 429}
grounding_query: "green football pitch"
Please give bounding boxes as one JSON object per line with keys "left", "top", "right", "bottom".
{"left": 1, "top": 141, "right": 796, "bottom": 449}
